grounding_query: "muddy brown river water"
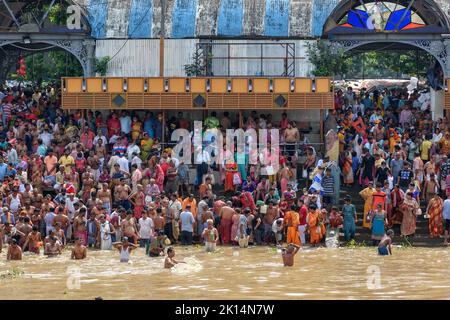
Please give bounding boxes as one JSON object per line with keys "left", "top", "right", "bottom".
{"left": 0, "top": 246, "right": 449, "bottom": 300}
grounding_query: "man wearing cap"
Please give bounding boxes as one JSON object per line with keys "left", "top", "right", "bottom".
{"left": 180, "top": 204, "right": 195, "bottom": 245}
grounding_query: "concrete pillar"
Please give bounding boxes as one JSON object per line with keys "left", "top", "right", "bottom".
{"left": 430, "top": 88, "right": 444, "bottom": 121}
{"left": 444, "top": 39, "right": 450, "bottom": 79}
{"left": 83, "top": 39, "right": 96, "bottom": 77}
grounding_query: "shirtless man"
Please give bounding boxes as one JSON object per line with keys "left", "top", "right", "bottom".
{"left": 17, "top": 216, "right": 32, "bottom": 247}
{"left": 202, "top": 219, "right": 218, "bottom": 252}
{"left": 282, "top": 243, "right": 300, "bottom": 267}
{"left": 153, "top": 208, "right": 165, "bottom": 234}
{"left": 54, "top": 223, "right": 66, "bottom": 247}
{"left": 7, "top": 239, "right": 22, "bottom": 260}
{"left": 219, "top": 203, "right": 235, "bottom": 245}
{"left": 81, "top": 170, "right": 95, "bottom": 201}
{"left": 164, "top": 246, "right": 185, "bottom": 269}
{"left": 71, "top": 237, "right": 87, "bottom": 260}
{"left": 91, "top": 200, "right": 105, "bottom": 218}
{"left": 378, "top": 229, "right": 394, "bottom": 256}
{"left": 53, "top": 207, "right": 69, "bottom": 239}
{"left": 115, "top": 178, "right": 132, "bottom": 211}
{"left": 23, "top": 201, "right": 36, "bottom": 218}
{"left": 73, "top": 209, "right": 88, "bottom": 246}
{"left": 21, "top": 184, "right": 33, "bottom": 204}
{"left": 31, "top": 189, "right": 44, "bottom": 211}
{"left": 284, "top": 122, "right": 300, "bottom": 156}
{"left": 264, "top": 201, "right": 279, "bottom": 241}
{"left": 87, "top": 150, "right": 100, "bottom": 181}
{"left": 23, "top": 225, "right": 42, "bottom": 254}
{"left": 121, "top": 211, "right": 139, "bottom": 244}
{"left": 97, "top": 183, "right": 112, "bottom": 214}
{"left": 44, "top": 236, "right": 62, "bottom": 256}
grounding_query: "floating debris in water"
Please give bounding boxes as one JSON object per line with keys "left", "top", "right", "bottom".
{"left": 0, "top": 267, "right": 24, "bottom": 280}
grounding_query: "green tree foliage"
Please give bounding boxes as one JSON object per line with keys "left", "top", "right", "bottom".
{"left": 184, "top": 51, "right": 208, "bottom": 77}
{"left": 308, "top": 40, "right": 435, "bottom": 79}
{"left": 306, "top": 40, "right": 349, "bottom": 77}
{"left": 95, "top": 56, "right": 111, "bottom": 76}
{"left": 21, "top": 51, "right": 83, "bottom": 85}
{"left": 47, "top": 3, "right": 67, "bottom": 26}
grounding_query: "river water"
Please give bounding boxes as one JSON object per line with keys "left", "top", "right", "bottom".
{"left": 0, "top": 246, "right": 449, "bottom": 300}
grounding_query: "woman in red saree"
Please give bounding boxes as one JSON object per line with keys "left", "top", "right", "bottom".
{"left": 400, "top": 192, "right": 420, "bottom": 238}
{"left": 149, "top": 156, "right": 164, "bottom": 192}
{"left": 225, "top": 162, "right": 239, "bottom": 193}
{"left": 107, "top": 113, "right": 121, "bottom": 139}
{"left": 426, "top": 194, "right": 444, "bottom": 237}
{"left": 390, "top": 185, "right": 405, "bottom": 226}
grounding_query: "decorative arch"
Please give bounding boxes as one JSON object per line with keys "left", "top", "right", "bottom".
{"left": 330, "top": 39, "right": 448, "bottom": 77}
{"left": 0, "top": 0, "right": 91, "bottom": 32}
{"left": 323, "top": 0, "right": 450, "bottom": 36}
{"left": 0, "top": 38, "right": 94, "bottom": 77}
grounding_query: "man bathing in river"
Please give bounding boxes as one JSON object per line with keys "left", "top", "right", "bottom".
{"left": 113, "top": 237, "right": 138, "bottom": 263}
{"left": 71, "top": 237, "right": 87, "bottom": 260}
{"left": 202, "top": 219, "right": 218, "bottom": 252}
{"left": 164, "top": 246, "right": 186, "bottom": 269}
{"left": 44, "top": 236, "right": 62, "bottom": 256}
{"left": 23, "top": 225, "right": 42, "bottom": 254}
{"left": 282, "top": 243, "right": 300, "bottom": 266}
{"left": 7, "top": 239, "right": 22, "bottom": 260}
{"left": 378, "top": 229, "right": 395, "bottom": 256}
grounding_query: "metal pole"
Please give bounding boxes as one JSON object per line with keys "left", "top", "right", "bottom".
{"left": 228, "top": 43, "right": 230, "bottom": 77}
{"left": 160, "top": 0, "right": 166, "bottom": 77}
{"left": 1, "top": 0, "right": 21, "bottom": 28}
{"left": 260, "top": 43, "right": 263, "bottom": 76}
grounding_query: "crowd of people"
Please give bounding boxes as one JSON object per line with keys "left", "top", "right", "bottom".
{"left": 0, "top": 82, "right": 449, "bottom": 262}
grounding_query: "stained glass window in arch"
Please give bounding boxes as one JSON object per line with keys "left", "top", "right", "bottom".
{"left": 338, "top": 2, "right": 426, "bottom": 31}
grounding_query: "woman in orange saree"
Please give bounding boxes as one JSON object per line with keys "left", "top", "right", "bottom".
{"left": 427, "top": 194, "right": 444, "bottom": 237}
{"left": 343, "top": 149, "right": 354, "bottom": 186}
{"left": 307, "top": 206, "right": 325, "bottom": 245}
{"left": 284, "top": 209, "right": 300, "bottom": 245}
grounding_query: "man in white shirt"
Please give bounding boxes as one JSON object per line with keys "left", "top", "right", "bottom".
{"left": 108, "top": 152, "right": 121, "bottom": 175}
{"left": 138, "top": 211, "right": 154, "bottom": 254}
{"left": 39, "top": 127, "right": 53, "bottom": 147}
{"left": 131, "top": 153, "right": 143, "bottom": 167}
{"left": 93, "top": 130, "right": 108, "bottom": 146}
{"left": 119, "top": 111, "right": 132, "bottom": 137}
{"left": 127, "top": 142, "right": 140, "bottom": 162}
{"left": 117, "top": 153, "right": 130, "bottom": 174}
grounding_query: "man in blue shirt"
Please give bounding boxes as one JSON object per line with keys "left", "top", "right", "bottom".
{"left": 0, "top": 158, "right": 7, "bottom": 181}
{"left": 143, "top": 112, "right": 155, "bottom": 139}
{"left": 153, "top": 113, "right": 163, "bottom": 141}
{"left": 1, "top": 208, "right": 15, "bottom": 225}
{"left": 180, "top": 204, "right": 195, "bottom": 245}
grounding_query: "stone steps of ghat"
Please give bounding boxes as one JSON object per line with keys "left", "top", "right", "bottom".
{"left": 339, "top": 189, "right": 448, "bottom": 247}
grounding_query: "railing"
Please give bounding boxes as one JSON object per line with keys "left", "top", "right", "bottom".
{"left": 446, "top": 78, "right": 450, "bottom": 109}
{"left": 155, "top": 142, "right": 324, "bottom": 163}
{"left": 61, "top": 77, "right": 334, "bottom": 110}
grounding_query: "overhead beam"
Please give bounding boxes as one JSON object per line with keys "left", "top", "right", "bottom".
{"left": 1, "top": 0, "right": 20, "bottom": 28}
